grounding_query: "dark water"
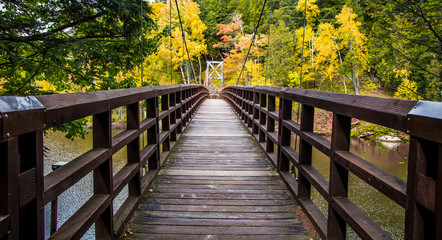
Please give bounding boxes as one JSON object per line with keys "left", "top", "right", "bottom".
{"left": 43, "top": 130, "right": 408, "bottom": 239}
{"left": 291, "top": 134, "right": 408, "bottom": 239}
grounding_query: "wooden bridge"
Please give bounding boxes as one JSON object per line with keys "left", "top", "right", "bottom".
{"left": 0, "top": 85, "right": 441, "bottom": 240}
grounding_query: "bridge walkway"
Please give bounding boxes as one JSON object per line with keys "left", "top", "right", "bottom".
{"left": 124, "top": 99, "right": 313, "bottom": 239}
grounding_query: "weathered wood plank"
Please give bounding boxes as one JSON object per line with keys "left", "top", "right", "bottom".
{"left": 124, "top": 99, "right": 312, "bottom": 239}
{"left": 133, "top": 218, "right": 301, "bottom": 227}
{"left": 124, "top": 234, "right": 312, "bottom": 240}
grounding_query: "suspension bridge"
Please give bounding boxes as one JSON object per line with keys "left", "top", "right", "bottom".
{"left": 0, "top": 85, "right": 441, "bottom": 240}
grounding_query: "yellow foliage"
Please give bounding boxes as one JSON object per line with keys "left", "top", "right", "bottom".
{"left": 129, "top": 0, "right": 208, "bottom": 85}
{"left": 296, "top": 0, "right": 320, "bottom": 25}
{"left": 36, "top": 81, "right": 57, "bottom": 92}
{"left": 394, "top": 73, "right": 423, "bottom": 100}
{"left": 315, "top": 23, "right": 339, "bottom": 82}
{"left": 336, "top": 5, "right": 367, "bottom": 69}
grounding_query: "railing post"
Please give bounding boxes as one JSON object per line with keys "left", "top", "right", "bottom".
{"left": 259, "top": 93, "right": 266, "bottom": 143}
{"left": 240, "top": 88, "right": 246, "bottom": 122}
{"left": 278, "top": 92, "right": 292, "bottom": 172}
{"left": 170, "top": 92, "right": 177, "bottom": 142}
{"left": 127, "top": 102, "right": 142, "bottom": 197}
{"left": 247, "top": 88, "right": 253, "bottom": 128}
{"left": 161, "top": 94, "right": 170, "bottom": 152}
{"left": 0, "top": 137, "right": 19, "bottom": 239}
{"left": 93, "top": 110, "right": 113, "bottom": 239}
{"left": 266, "top": 95, "right": 275, "bottom": 153}
{"left": 147, "top": 97, "right": 160, "bottom": 170}
{"left": 328, "top": 113, "right": 352, "bottom": 239}
{"left": 298, "top": 104, "right": 314, "bottom": 198}
{"left": 406, "top": 101, "right": 442, "bottom": 240}
{"left": 182, "top": 89, "right": 188, "bottom": 127}
{"left": 176, "top": 89, "right": 183, "bottom": 134}
{"left": 252, "top": 89, "right": 259, "bottom": 135}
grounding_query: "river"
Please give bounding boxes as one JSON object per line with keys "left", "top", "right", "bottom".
{"left": 290, "top": 133, "right": 408, "bottom": 239}
{"left": 43, "top": 130, "right": 408, "bottom": 239}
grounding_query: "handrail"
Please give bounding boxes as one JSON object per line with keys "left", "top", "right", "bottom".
{"left": 221, "top": 85, "right": 442, "bottom": 240}
{"left": 0, "top": 85, "right": 209, "bottom": 239}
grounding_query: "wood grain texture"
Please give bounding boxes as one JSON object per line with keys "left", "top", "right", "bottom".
{"left": 125, "top": 99, "right": 312, "bottom": 240}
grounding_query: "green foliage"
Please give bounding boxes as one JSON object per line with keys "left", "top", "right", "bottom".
{"left": 50, "top": 118, "right": 89, "bottom": 141}
{"left": 196, "top": 0, "right": 236, "bottom": 56}
{"left": 266, "top": 21, "right": 297, "bottom": 87}
{"left": 0, "top": 0, "right": 157, "bottom": 95}
{"left": 365, "top": 0, "right": 441, "bottom": 101}
{"left": 351, "top": 121, "right": 407, "bottom": 141}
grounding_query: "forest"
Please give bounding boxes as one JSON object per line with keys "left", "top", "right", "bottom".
{"left": 1, "top": 0, "right": 440, "bottom": 102}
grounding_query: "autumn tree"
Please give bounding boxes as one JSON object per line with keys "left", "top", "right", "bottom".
{"left": 214, "top": 13, "right": 267, "bottom": 85}
{"left": 266, "top": 21, "right": 297, "bottom": 87}
{"left": 130, "top": 0, "right": 207, "bottom": 85}
{"left": 336, "top": 5, "right": 367, "bottom": 95}
{"left": 0, "top": 0, "right": 156, "bottom": 95}
{"left": 315, "top": 23, "right": 341, "bottom": 92}
{"left": 294, "top": 0, "right": 320, "bottom": 88}
{"left": 366, "top": 0, "right": 441, "bottom": 101}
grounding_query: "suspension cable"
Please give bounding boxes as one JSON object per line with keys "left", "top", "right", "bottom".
{"left": 174, "top": 0, "right": 197, "bottom": 84}
{"left": 294, "top": 0, "right": 308, "bottom": 159}
{"left": 299, "top": 0, "right": 307, "bottom": 89}
{"left": 170, "top": 0, "right": 173, "bottom": 85}
{"left": 140, "top": 0, "right": 144, "bottom": 86}
{"left": 140, "top": 0, "right": 145, "bottom": 147}
{"left": 264, "top": 1, "right": 272, "bottom": 86}
{"left": 236, "top": 0, "right": 268, "bottom": 85}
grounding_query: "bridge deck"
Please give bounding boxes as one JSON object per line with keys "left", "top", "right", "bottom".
{"left": 125, "top": 99, "right": 312, "bottom": 240}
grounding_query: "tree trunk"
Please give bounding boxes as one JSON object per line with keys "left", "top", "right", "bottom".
{"left": 179, "top": 64, "right": 187, "bottom": 84}
{"left": 198, "top": 57, "right": 202, "bottom": 84}
{"left": 186, "top": 62, "right": 190, "bottom": 84}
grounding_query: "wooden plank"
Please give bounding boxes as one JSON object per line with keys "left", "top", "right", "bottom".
{"left": 0, "top": 215, "right": 9, "bottom": 238}
{"left": 154, "top": 183, "right": 285, "bottom": 190}
{"left": 333, "top": 197, "right": 392, "bottom": 240}
{"left": 281, "top": 87, "right": 416, "bottom": 132}
{"left": 162, "top": 170, "right": 278, "bottom": 177}
{"left": 302, "top": 131, "right": 331, "bottom": 157}
{"left": 141, "top": 198, "right": 294, "bottom": 206}
{"left": 150, "top": 188, "right": 286, "bottom": 195}
{"left": 281, "top": 146, "right": 299, "bottom": 165}
{"left": 112, "top": 129, "right": 138, "bottom": 154}
{"left": 114, "top": 196, "right": 138, "bottom": 235}
{"left": 283, "top": 119, "right": 300, "bottom": 135}
{"left": 113, "top": 162, "right": 139, "bottom": 196}
{"left": 139, "top": 204, "right": 296, "bottom": 213}
{"left": 18, "top": 168, "right": 37, "bottom": 208}
{"left": 138, "top": 210, "right": 297, "bottom": 219}
{"left": 155, "top": 175, "right": 279, "bottom": 181}
{"left": 133, "top": 218, "right": 300, "bottom": 227}
{"left": 131, "top": 225, "right": 306, "bottom": 235}
{"left": 43, "top": 148, "right": 109, "bottom": 205}
{"left": 335, "top": 151, "right": 407, "bottom": 208}
{"left": 125, "top": 234, "right": 312, "bottom": 240}
{"left": 49, "top": 194, "right": 110, "bottom": 240}
{"left": 149, "top": 192, "right": 290, "bottom": 200}
{"left": 298, "top": 198, "right": 327, "bottom": 239}
{"left": 298, "top": 164, "right": 330, "bottom": 200}
{"left": 126, "top": 99, "right": 312, "bottom": 239}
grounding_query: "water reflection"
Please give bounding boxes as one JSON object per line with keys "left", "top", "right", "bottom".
{"left": 290, "top": 134, "right": 408, "bottom": 240}
{"left": 43, "top": 130, "right": 128, "bottom": 240}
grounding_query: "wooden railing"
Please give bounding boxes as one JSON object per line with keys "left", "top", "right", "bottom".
{"left": 221, "top": 85, "right": 442, "bottom": 240}
{"left": 0, "top": 85, "right": 209, "bottom": 239}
